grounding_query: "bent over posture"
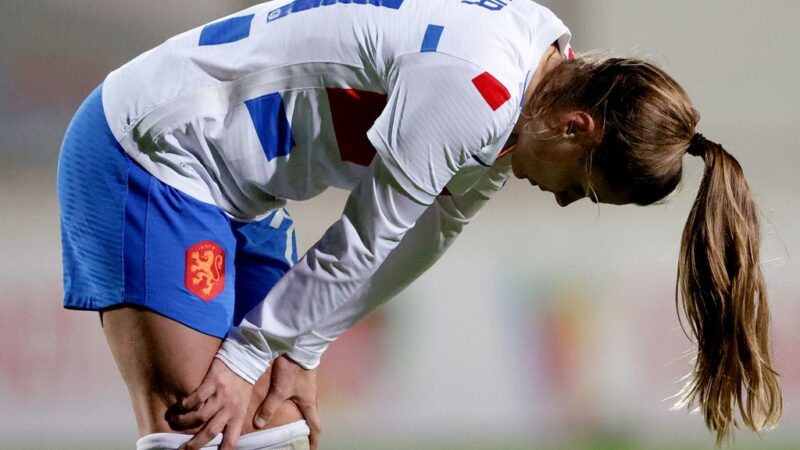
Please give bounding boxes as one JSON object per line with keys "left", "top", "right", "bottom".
{"left": 58, "top": 1, "right": 781, "bottom": 449}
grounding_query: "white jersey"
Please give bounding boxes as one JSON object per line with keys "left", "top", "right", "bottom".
{"left": 102, "top": 0, "right": 571, "bottom": 381}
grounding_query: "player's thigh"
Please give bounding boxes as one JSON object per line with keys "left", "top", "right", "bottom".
{"left": 101, "top": 306, "right": 221, "bottom": 434}
{"left": 101, "top": 307, "right": 305, "bottom": 437}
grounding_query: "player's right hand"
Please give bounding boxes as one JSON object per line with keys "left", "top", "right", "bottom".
{"left": 254, "top": 355, "right": 322, "bottom": 450}
{"left": 167, "top": 358, "right": 253, "bottom": 450}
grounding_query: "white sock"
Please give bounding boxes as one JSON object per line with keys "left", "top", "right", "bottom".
{"left": 135, "top": 421, "right": 309, "bottom": 450}
{"left": 136, "top": 432, "right": 222, "bottom": 450}
{"left": 237, "top": 421, "right": 310, "bottom": 450}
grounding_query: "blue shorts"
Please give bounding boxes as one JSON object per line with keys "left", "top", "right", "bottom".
{"left": 57, "top": 85, "right": 297, "bottom": 338}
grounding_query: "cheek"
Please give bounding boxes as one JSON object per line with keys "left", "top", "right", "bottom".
{"left": 511, "top": 151, "right": 524, "bottom": 178}
{"left": 511, "top": 143, "right": 539, "bottom": 179}
{"left": 519, "top": 136, "right": 546, "bottom": 162}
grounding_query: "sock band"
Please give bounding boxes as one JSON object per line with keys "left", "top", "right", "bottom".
{"left": 136, "top": 420, "right": 309, "bottom": 450}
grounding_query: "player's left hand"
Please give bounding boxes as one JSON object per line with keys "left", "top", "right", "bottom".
{"left": 167, "top": 358, "right": 253, "bottom": 450}
{"left": 255, "top": 355, "right": 322, "bottom": 450}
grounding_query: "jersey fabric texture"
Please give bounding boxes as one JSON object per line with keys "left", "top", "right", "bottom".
{"left": 67, "top": 0, "right": 571, "bottom": 381}
{"left": 58, "top": 85, "right": 298, "bottom": 338}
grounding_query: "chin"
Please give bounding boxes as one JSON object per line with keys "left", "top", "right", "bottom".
{"left": 554, "top": 193, "right": 572, "bottom": 207}
{"left": 511, "top": 163, "right": 523, "bottom": 179}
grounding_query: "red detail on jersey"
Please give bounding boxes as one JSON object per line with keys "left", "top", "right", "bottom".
{"left": 472, "top": 72, "right": 511, "bottom": 111}
{"left": 326, "top": 88, "right": 388, "bottom": 166}
{"left": 439, "top": 186, "right": 452, "bottom": 196}
{"left": 498, "top": 143, "right": 516, "bottom": 159}
{"left": 185, "top": 241, "right": 226, "bottom": 302}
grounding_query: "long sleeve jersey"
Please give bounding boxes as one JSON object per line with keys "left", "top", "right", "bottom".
{"left": 101, "top": 0, "right": 571, "bottom": 383}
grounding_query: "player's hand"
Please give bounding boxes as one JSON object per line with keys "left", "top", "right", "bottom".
{"left": 254, "top": 355, "right": 322, "bottom": 450}
{"left": 167, "top": 358, "right": 253, "bottom": 450}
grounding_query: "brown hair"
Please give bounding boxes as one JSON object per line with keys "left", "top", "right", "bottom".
{"left": 527, "top": 54, "right": 782, "bottom": 444}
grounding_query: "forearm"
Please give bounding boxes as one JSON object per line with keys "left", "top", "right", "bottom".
{"left": 288, "top": 156, "right": 513, "bottom": 368}
{"left": 217, "top": 161, "right": 430, "bottom": 383}
{"left": 285, "top": 196, "right": 463, "bottom": 367}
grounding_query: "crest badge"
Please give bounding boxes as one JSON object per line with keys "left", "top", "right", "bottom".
{"left": 185, "top": 241, "right": 226, "bottom": 302}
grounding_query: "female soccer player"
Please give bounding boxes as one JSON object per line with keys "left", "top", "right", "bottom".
{"left": 58, "top": 1, "right": 782, "bottom": 449}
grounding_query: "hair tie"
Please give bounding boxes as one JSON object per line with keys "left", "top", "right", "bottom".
{"left": 687, "top": 133, "right": 707, "bottom": 157}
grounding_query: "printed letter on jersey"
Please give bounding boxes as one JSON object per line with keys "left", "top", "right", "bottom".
{"left": 185, "top": 241, "right": 226, "bottom": 301}
{"left": 461, "top": 0, "right": 510, "bottom": 12}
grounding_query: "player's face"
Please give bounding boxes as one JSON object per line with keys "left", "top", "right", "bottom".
{"left": 511, "top": 113, "right": 631, "bottom": 207}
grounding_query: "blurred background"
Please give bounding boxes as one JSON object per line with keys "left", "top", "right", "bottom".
{"left": 1, "top": 1, "right": 798, "bottom": 449}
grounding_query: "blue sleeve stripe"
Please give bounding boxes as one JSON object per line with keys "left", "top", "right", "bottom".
{"left": 420, "top": 24, "right": 445, "bottom": 53}
{"left": 245, "top": 93, "right": 296, "bottom": 161}
{"left": 199, "top": 14, "right": 255, "bottom": 46}
{"left": 268, "top": 0, "right": 404, "bottom": 23}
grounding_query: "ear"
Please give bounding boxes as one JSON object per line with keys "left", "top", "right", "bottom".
{"left": 559, "top": 111, "right": 595, "bottom": 136}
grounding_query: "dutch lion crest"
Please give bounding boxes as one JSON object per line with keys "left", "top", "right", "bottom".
{"left": 185, "top": 241, "right": 225, "bottom": 301}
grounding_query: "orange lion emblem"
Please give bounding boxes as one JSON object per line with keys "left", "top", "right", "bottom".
{"left": 185, "top": 241, "right": 225, "bottom": 301}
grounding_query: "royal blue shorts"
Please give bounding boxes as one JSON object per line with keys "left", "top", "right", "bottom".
{"left": 57, "top": 85, "right": 297, "bottom": 338}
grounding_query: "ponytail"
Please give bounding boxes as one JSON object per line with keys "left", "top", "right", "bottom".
{"left": 536, "top": 54, "right": 783, "bottom": 443}
{"left": 676, "top": 137, "right": 783, "bottom": 445}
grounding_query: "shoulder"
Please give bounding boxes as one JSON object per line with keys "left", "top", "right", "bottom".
{"left": 402, "top": 1, "right": 571, "bottom": 104}
{"left": 383, "top": 52, "right": 519, "bottom": 145}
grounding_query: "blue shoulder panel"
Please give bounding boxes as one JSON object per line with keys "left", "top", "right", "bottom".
{"left": 421, "top": 25, "right": 445, "bottom": 53}
{"left": 245, "top": 93, "right": 295, "bottom": 161}
{"left": 199, "top": 14, "right": 255, "bottom": 46}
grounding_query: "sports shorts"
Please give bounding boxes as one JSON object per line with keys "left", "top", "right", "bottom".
{"left": 57, "top": 85, "right": 297, "bottom": 338}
